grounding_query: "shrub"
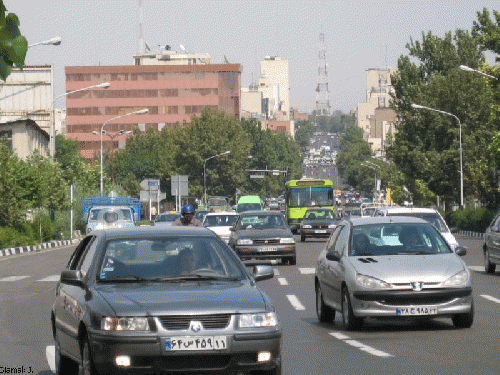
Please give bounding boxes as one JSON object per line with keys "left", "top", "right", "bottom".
{"left": 0, "top": 227, "right": 30, "bottom": 248}
{"left": 446, "top": 207, "right": 497, "bottom": 233}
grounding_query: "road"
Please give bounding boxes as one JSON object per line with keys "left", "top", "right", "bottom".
{"left": 0, "top": 236, "right": 499, "bottom": 374}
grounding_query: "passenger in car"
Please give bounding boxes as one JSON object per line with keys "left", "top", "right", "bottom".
{"left": 399, "top": 227, "right": 420, "bottom": 251}
{"left": 178, "top": 248, "right": 197, "bottom": 275}
{"left": 352, "top": 233, "right": 371, "bottom": 255}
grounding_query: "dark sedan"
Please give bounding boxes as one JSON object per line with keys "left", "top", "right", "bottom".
{"left": 228, "top": 211, "right": 296, "bottom": 265}
{"left": 51, "top": 226, "right": 281, "bottom": 375}
{"left": 299, "top": 208, "right": 337, "bottom": 242}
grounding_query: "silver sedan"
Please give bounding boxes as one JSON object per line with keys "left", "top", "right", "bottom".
{"left": 315, "top": 216, "right": 473, "bottom": 330}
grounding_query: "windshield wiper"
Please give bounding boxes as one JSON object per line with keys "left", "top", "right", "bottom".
{"left": 151, "top": 274, "right": 240, "bottom": 282}
{"left": 99, "top": 275, "right": 149, "bottom": 282}
{"left": 395, "top": 251, "right": 433, "bottom": 255}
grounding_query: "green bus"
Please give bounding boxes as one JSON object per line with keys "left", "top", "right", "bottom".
{"left": 285, "top": 179, "right": 335, "bottom": 232}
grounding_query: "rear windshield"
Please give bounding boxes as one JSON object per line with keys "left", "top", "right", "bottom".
{"left": 387, "top": 213, "right": 448, "bottom": 233}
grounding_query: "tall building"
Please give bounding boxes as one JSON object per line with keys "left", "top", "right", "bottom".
{"left": 356, "top": 68, "right": 397, "bottom": 158}
{"left": 65, "top": 49, "right": 241, "bottom": 162}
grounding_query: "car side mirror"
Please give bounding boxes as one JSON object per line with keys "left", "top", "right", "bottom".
{"left": 250, "top": 264, "right": 274, "bottom": 282}
{"left": 133, "top": 213, "right": 139, "bottom": 222}
{"left": 449, "top": 226, "right": 459, "bottom": 234}
{"left": 326, "top": 251, "right": 341, "bottom": 262}
{"left": 455, "top": 246, "right": 467, "bottom": 256}
{"left": 60, "top": 270, "right": 85, "bottom": 287}
{"left": 229, "top": 226, "right": 235, "bottom": 231}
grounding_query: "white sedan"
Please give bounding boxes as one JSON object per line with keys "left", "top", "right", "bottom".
{"left": 202, "top": 211, "right": 239, "bottom": 243}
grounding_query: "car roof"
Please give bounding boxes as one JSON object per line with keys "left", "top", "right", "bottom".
{"left": 91, "top": 226, "right": 216, "bottom": 239}
{"left": 377, "top": 207, "right": 439, "bottom": 214}
{"left": 237, "top": 196, "right": 262, "bottom": 204}
{"left": 204, "top": 211, "right": 238, "bottom": 216}
{"left": 349, "top": 216, "right": 430, "bottom": 226}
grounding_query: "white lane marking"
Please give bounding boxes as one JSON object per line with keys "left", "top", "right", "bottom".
{"left": 278, "top": 277, "right": 288, "bottom": 286}
{"left": 37, "top": 275, "right": 60, "bottom": 282}
{"left": 46, "top": 345, "right": 55, "bottom": 372}
{"left": 481, "top": 294, "right": 500, "bottom": 304}
{"left": 0, "top": 276, "right": 29, "bottom": 281}
{"left": 329, "top": 332, "right": 350, "bottom": 340}
{"left": 330, "top": 331, "right": 393, "bottom": 357}
{"left": 299, "top": 267, "right": 316, "bottom": 274}
{"left": 274, "top": 269, "right": 280, "bottom": 276}
{"left": 286, "top": 294, "right": 306, "bottom": 310}
{"left": 469, "top": 266, "right": 484, "bottom": 272}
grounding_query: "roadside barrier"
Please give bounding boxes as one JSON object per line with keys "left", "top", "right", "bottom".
{"left": 0, "top": 236, "right": 82, "bottom": 258}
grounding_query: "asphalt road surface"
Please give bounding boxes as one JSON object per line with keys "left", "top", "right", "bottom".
{"left": 0, "top": 236, "right": 499, "bottom": 374}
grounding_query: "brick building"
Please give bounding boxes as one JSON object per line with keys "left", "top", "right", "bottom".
{"left": 65, "top": 64, "right": 241, "bottom": 162}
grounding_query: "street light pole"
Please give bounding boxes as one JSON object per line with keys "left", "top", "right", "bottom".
{"left": 100, "top": 108, "right": 148, "bottom": 195}
{"left": 459, "top": 65, "right": 498, "bottom": 80}
{"left": 28, "top": 36, "right": 62, "bottom": 48}
{"left": 411, "top": 103, "right": 463, "bottom": 207}
{"left": 203, "top": 150, "right": 231, "bottom": 206}
{"left": 51, "top": 81, "right": 110, "bottom": 158}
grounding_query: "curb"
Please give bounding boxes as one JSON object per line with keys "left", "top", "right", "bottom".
{"left": 0, "top": 238, "right": 82, "bottom": 258}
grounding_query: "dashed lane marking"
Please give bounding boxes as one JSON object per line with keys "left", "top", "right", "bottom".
{"left": 330, "top": 332, "right": 393, "bottom": 357}
{"left": 278, "top": 277, "right": 288, "bottom": 285}
{"left": 274, "top": 269, "right": 280, "bottom": 276}
{"left": 298, "top": 268, "right": 315, "bottom": 275}
{"left": 46, "top": 345, "right": 55, "bottom": 372}
{"left": 0, "top": 276, "right": 29, "bottom": 281}
{"left": 286, "top": 294, "right": 306, "bottom": 310}
{"left": 481, "top": 294, "right": 500, "bottom": 304}
{"left": 37, "top": 275, "right": 60, "bottom": 282}
{"left": 469, "top": 266, "right": 484, "bottom": 272}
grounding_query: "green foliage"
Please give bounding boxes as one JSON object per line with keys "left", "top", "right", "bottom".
{"left": 0, "top": 0, "right": 27, "bottom": 81}
{"left": 32, "top": 214, "right": 57, "bottom": 242}
{"left": 0, "top": 143, "right": 27, "bottom": 227}
{"left": 0, "top": 227, "right": 30, "bottom": 248}
{"left": 472, "top": 8, "right": 500, "bottom": 61}
{"left": 446, "top": 206, "right": 497, "bottom": 232}
{"left": 294, "top": 120, "right": 314, "bottom": 149}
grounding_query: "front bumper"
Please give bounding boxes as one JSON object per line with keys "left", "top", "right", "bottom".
{"left": 234, "top": 244, "right": 296, "bottom": 261}
{"left": 88, "top": 328, "right": 281, "bottom": 374}
{"left": 300, "top": 228, "right": 334, "bottom": 238}
{"left": 350, "top": 287, "right": 473, "bottom": 318}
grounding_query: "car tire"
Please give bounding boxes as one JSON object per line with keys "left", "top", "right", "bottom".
{"left": 452, "top": 302, "right": 474, "bottom": 329}
{"left": 485, "top": 248, "right": 496, "bottom": 274}
{"left": 79, "top": 335, "right": 98, "bottom": 375}
{"left": 342, "top": 287, "right": 363, "bottom": 330}
{"left": 284, "top": 256, "right": 296, "bottom": 266}
{"left": 300, "top": 234, "right": 306, "bottom": 242}
{"left": 54, "top": 331, "right": 77, "bottom": 375}
{"left": 316, "top": 283, "right": 335, "bottom": 323}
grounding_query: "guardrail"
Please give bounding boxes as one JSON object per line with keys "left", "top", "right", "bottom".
{"left": 0, "top": 231, "right": 83, "bottom": 258}
{"left": 457, "top": 230, "right": 484, "bottom": 238}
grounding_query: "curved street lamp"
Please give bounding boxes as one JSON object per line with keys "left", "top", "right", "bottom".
{"left": 204, "top": 151, "right": 231, "bottom": 205}
{"left": 28, "top": 36, "right": 62, "bottom": 48}
{"left": 411, "top": 103, "right": 463, "bottom": 207}
{"left": 51, "top": 81, "right": 110, "bottom": 157}
{"left": 100, "top": 108, "right": 149, "bottom": 194}
{"left": 459, "top": 65, "right": 497, "bottom": 80}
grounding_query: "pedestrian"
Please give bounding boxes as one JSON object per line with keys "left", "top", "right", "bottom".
{"left": 172, "top": 204, "right": 203, "bottom": 226}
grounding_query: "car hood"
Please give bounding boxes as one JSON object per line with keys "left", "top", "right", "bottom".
{"left": 94, "top": 281, "right": 267, "bottom": 315}
{"left": 236, "top": 228, "right": 293, "bottom": 239}
{"left": 350, "top": 253, "right": 466, "bottom": 283}
{"left": 208, "top": 226, "right": 232, "bottom": 236}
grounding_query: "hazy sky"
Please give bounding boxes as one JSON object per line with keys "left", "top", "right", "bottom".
{"left": 12, "top": 1, "right": 499, "bottom": 113}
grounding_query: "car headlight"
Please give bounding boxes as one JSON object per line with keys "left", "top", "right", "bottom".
{"left": 328, "top": 224, "right": 336, "bottom": 229}
{"left": 101, "top": 317, "right": 150, "bottom": 331}
{"left": 239, "top": 312, "right": 279, "bottom": 328}
{"left": 302, "top": 225, "right": 312, "bottom": 229}
{"left": 442, "top": 270, "right": 469, "bottom": 287}
{"left": 237, "top": 239, "right": 253, "bottom": 245}
{"left": 280, "top": 237, "right": 295, "bottom": 244}
{"left": 355, "top": 274, "right": 391, "bottom": 289}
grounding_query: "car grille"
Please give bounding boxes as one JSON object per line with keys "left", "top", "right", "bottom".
{"left": 158, "top": 314, "right": 231, "bottom": 330}
{"left": 311, "top": 225, "right": 329, "bottom": 229}
{"left": 377, "top": 295, "right": 456, "bottom": 305}
{"left": 253, "top": 238, "right": 280, "bottom": 245}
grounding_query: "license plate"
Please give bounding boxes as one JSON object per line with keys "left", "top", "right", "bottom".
{"left": 165, "top": 336, "right": 227, "bottom": 351}
{"left": 315, "top": 230, "right": 327, "bottom": 234}
{"left": 396, "top": 306, "right": 437, "bottom": 316}
{"left": 258, "top": 246, "right": 278, "bottom": 252}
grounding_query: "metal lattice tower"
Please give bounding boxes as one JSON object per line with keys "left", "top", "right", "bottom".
{"left": 316, "top": 32, "right": 330, "bottom": 115}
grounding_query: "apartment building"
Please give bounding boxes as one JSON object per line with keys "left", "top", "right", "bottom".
{"left": 65, "top": 51, "right": 242, "bottom": 162}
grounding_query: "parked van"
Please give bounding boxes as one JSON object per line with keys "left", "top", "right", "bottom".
{"left": 237, "top": 195, "right": 263, "bottom": 213}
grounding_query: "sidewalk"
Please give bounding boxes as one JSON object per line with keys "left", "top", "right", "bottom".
{"left": 0, "top": 237, "right": 82, "bottom": 258}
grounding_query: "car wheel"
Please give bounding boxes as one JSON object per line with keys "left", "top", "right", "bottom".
{"left": 79, "top": 335, "right": 98, "bottom": 375}
{"left": 485, "top": 248, "right": 496, "bottom": 274}
{"left": 342, "top": 287, "right": 363, "bottom": 330}
{"left": 316, "top": 283, "right": 335, "bottom": 323}
{"left": 54, "top": 331, "right": 77, "bottom": 375}
{"left": 286, "top": 257, "right": 297, "bottom": 266}
{"left": 452, "top": 302, "right": 474, "bottom": 329}
{"left": 300, "top": 234, "right": 305, "bottom": 242}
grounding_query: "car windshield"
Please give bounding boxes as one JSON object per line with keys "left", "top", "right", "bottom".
{"left": 99, "top": 236, "right": 245, "bottom": 281}
{"left": 304, "top": 209, "right": 334, "bottom": 219}
{"left": 237, "top": 203, "right": 262, "bottom": 212}
{"left": 237, "top": 214, "right": 286, "bottom": 230}
{"left": 156, "top": 214, "right": 180, "bottom": 222}
{"left": 287, "top": 187, "right": 334, "bottom": 207}
{"left": 89, "top": 208, "right": 132, "bottom": 222}
{"left": 204, "top": 215, "right": 238, "bottom": 227}
{"left": 387, "top": 212, "right": 448, "bottom": 232}
{"left": 350, "top": 223, "right": 451, "bottom": 256}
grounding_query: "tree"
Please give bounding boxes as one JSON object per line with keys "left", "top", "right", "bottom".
{"left": 0, "top": 143, "right": 26, "bottom": 226}
{"left": 0, "top": 0, "right": 27, "bottom": 80}
{"left": 387, "top": 28, "right": 499, "bottom": 208}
